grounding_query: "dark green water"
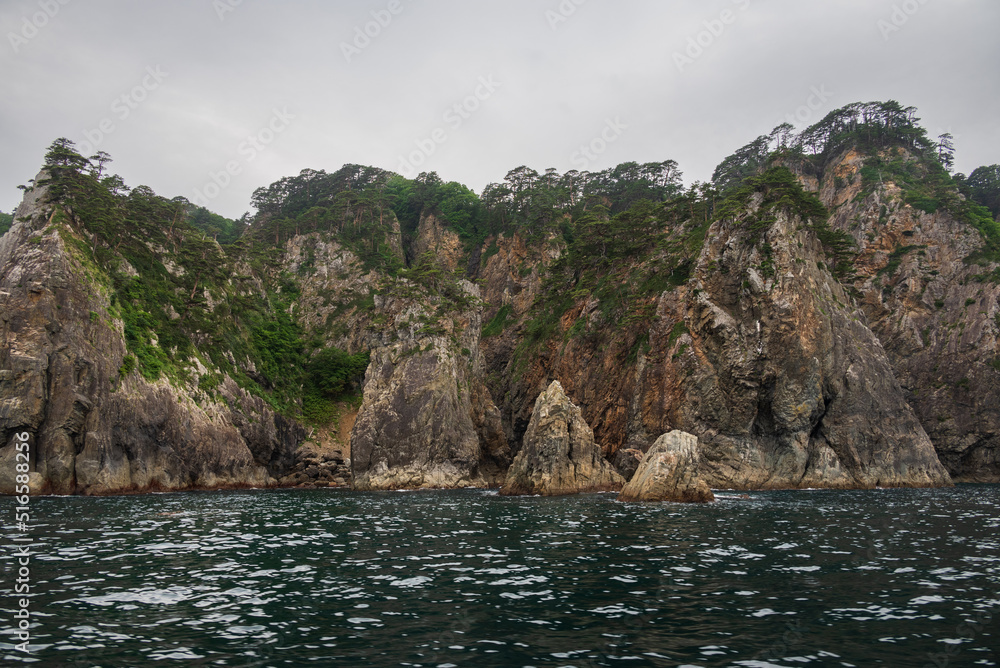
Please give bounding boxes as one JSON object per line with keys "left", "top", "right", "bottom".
{"left": 2, "top": 486, "right": 998, "bottom": 667}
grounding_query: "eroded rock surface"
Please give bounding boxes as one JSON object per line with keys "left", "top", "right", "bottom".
{"left": 480, "top": 180, "right": 953, "bottom": 490}
{"left": 350, "top": 281, "right": 509, "bottom": 490}
{"left": 500, "top": 381, "right": 624, "bottom": 496}
{"left": 0, "top": 177, "right": 302, "bottom": 495}
{"left": 619, "top": 431, "right": 714, "bottom": 503}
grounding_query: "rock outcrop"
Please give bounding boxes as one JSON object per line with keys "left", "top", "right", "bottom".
{"left": 500, "top": 381, "right": 624, "bottom": 496}
{"left": 5, "top": 123, "right": 994, "bottom": 495}
{"left": 0, "top": 176, "right": 303, "bottom": 495}
{"left": 813, "top": 147, "right": 1000, "bottom": 482}
{"left": 480, "top": 171, "right": 954, "bottom": 490}
{"left": 350, "top": 280, "right": 509, "bottom": 490}
{"left": 618, "top": 431, "right": 714, "bottom": 503}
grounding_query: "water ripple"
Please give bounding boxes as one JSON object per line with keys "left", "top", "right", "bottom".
{"left": 0, "top": 486, "right": 997, "bottom": 666}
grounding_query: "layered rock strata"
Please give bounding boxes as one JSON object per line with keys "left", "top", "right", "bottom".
{"left": 500, "top": 381, "right": 624, "bottom": 496}
{"left": 619, "top": 430, "right": 714, "bottom": 503}
{"left": 0, "top": 179, "right": 301, "bottom": 495}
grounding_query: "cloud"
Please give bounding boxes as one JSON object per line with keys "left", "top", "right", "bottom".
{"left": 1, "top": 0, "right": 997, "bottom": 218}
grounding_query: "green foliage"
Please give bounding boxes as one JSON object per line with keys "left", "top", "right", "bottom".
{"left": 119, "top": 355, "right": 136, "bottom": 378}
{"left": 812, "top": 223, "right": 857, "bottom": 278}
{"left": 717, "top": 166, "right": 828, "bottom": 233}
{"left": 796, "top": 100, "right": 935, "bottom": 162}
{"left": 482, "top": 304, "right": 512, "bottom": 337}
{"left": 186, "top": 205, "right": 246, "bottom": 244}
{"left": 667, "top": 321, "right": 687, "bottom": 347}
{"left": 302, "top": 347, "right": 369, "bottom": 426}
{"left": 34, "top": 142, "right": 363, "bottom": 423}
{"left": 957, "top": 165, "right": 1000, "bottom": 219}
{"left": 509, "top": 183, "right": 715, "bottom": 373}
{"left": 714, "top": 101, "right": 949, "bottom": 202}
{"left": 479, "top": 161, "right": 684, "bottom": 242}
{"left": 878, "top": 244, "right": 924, "bottom": 278}
{"left": 307, "top": 347, "right": 369, "bottom": 398}
{"left": 714, "top": 166, "right": 859, "bottom": 277}
{"left": 850, "top": 148, "right": 1000, "bottom": 265}
{"left": 246, "top": 164, "right": 406, "bottom": 276}
{"left": 712, "top": 127, "right": 792, "bottom": 197}
{"left": 0, "top": 210, "right": 12, "bottom": 236}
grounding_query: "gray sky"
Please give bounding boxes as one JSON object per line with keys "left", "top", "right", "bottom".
{"left": 1, "top": 0, "right": 997, "bottom": 219}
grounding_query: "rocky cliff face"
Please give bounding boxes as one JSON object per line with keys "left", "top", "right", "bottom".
{"left": 0, "top": 178, "right": 303, "bottom": 494}
{"left": 500, "top": 381, "right": 623, "bottom": 496}
{"left": 4, "top": 128, "right": 994, "bottom": 495}
{"left": 810, "top": 147, "right": 1000, "bottom": 481}
{"left": 350, "top": 279, "right": 509, "bottom": 490}
{"left": 478, "top": 171, "right": 952, "bottom": 490}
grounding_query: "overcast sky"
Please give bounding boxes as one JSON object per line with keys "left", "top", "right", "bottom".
{"left": 1, "top": 0, "right": 997, "bottom": 218}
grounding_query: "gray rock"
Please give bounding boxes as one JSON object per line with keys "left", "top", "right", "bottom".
{"left": 500, "top": 381, "right": 624, "bottom": 496}
{"left": 612, "top": 448, "right": 644, "bottom": 482}
{"left": 0, "top": 175, "right": 303, "bottom": 495}
{"left": 619, "top": 431, "right": 714, "bottom": 503}
{"left": 350, "top": 281, "right": 510, "bottom": 490}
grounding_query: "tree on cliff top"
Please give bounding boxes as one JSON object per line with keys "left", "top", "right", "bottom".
{"left": 958, "top": 165, "right": 1000, "bottom": 220}
{"left": 44, "top": 137, "right": 89, "bottom": 172}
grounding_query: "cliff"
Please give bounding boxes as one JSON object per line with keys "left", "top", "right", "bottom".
{"left": 3, "top": 107, "right": 997, "bottom": 494}
{"left": 812, "top": 147, "right": 1000, "bottom": 481}
{"left": 479, "top": 169, "right": 951, "bottom": 489}
{"left": 0, "top": 176, "right": 303, "bottom": 494}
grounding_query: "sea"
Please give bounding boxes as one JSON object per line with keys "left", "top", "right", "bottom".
{"left": 1, "top": 485, "right": 998, "bottom": 667}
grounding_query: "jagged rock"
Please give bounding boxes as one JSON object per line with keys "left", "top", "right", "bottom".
{"left": 815, "top": 147, "right": 1000, "bottom": 482}
{"left": 618, "top": 431, "right": 714, "bottom": 503}
{"left": 411, "top": 212, "right": 464, "bottom": 272}
{"left": 0, "top": 175, "right": 303, "bottom": 495}
{"left": 5, "top": 132, "right": 993, "bottom": 496}
{"left": 350, "top": 281, "right": 510, "bottom": 490}
{"left": 500, "top": 381, "right": 624, "bottom": 496}
{"left": 481, "top": 173, "right": 953, "bottom": 490}
{"left": 612, "top": 448, "right": 644, "bottom": 482}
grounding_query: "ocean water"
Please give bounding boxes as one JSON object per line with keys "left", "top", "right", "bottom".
{"left": 1, "top": 486, "right": 998, "bottom": 667}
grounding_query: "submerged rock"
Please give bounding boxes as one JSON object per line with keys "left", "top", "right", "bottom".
{"left": 500, "top": 381, "right": 623, "bottom": 496}
{"left": 618, "top": 430, "right": 714, "bottom": 503}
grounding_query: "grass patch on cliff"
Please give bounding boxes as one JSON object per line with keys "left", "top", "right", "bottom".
{"left": 38, "top": 151, "right": 374, "bottom": 424}
{"left": 302, "top": 347, "right": 369, "bottom": 425}
{"left": 878, "top": 244, "right": 925, "bottom": 278}
{"left": 482, "top": 304, "right": 512, "bottom": 337}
